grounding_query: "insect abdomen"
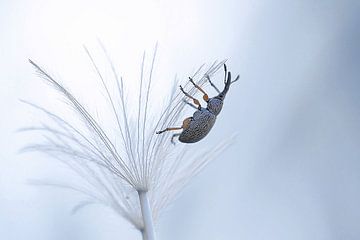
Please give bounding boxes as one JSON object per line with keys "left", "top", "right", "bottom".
{"left": 179, "top": 110, "right": 216, "bottom": 143}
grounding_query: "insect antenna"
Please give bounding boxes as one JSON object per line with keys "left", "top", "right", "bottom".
{"left": 231, "top": 74, "right": 240, "bottom": 84}
{"left": 223, "top": 64, "right": 228, "bottom": 84}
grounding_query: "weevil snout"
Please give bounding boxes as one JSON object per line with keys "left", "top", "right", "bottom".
{"left": 206, "top": 64, "right": 239, "bottom": 115}
{"left": 217, "top": 65, "right": 240, "bottom": 101}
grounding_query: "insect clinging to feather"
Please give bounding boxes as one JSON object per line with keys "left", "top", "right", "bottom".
{"left": 156, "top": 64, "right": 239, "bottom": 144}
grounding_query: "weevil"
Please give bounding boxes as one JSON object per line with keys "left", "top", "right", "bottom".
{"left": 156, "top": 64, "right": 239, "bottom": 144}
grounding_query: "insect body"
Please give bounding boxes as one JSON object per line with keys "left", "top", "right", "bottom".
{"left": 178, "top": 107, "right": 216, "bottom": 143}
{"left": 156, "top": 64, "right": 239, "bottom": 144}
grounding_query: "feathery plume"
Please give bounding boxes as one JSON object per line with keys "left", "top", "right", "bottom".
{"left": 23, "top": 46, "right": 234, "bottom": 239}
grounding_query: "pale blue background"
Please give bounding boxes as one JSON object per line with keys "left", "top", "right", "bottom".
{"left": 0, "top": 0, "right": 359, "bottom": 239}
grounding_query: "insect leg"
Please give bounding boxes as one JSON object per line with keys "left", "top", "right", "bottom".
{"left": 205, "top": 75, "right": 221, "bottom": 94}
{"left": 183, "top": 99, "right": 198, "bottom": 110}
{"left": 180, "top": 85, "right": 201, "bottom": 108}
{"left": 182, "top": 117, "right": 192, "bottom": 129}
{"left": 156, "top": 117, "right": 192, "bottom": 135}
{"left": 188, "top": 77, "right": 209, "bottom": 102}
{"left": 171, "top": 133, "right": 181, "bottom": 145}
{"left": 156, "top": 127, "right": 182, "bottom": 134}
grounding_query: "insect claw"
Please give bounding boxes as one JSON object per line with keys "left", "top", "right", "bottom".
{"left": 156, "top": 130, "right": 164, "bottom": 134}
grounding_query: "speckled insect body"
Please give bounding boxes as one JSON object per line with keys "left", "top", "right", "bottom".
{"left": 178, "top": 108, "right": 217, "bottom": 143}
{"left": 156, "top": 64, "right": 239, "bottom": 144}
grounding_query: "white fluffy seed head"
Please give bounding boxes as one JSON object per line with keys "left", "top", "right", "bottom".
{"left": 24, "top": 48, "right": 234, "bottom": 230}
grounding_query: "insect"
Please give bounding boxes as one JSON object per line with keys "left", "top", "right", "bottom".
{"left": 156, "top": 64, "right": 239, "bottom": 144}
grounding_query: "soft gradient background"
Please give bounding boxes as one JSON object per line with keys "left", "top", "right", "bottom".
{"left": 1, "top": 0, "right": 360, "bottom": 239}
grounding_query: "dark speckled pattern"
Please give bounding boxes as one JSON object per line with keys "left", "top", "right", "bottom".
{"left": 179, "top": 108, "right": 217, "bottom": 143}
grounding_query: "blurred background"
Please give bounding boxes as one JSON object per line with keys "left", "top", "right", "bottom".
{"left": 1, "top": 0, "right": 360, "bottom": 239}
